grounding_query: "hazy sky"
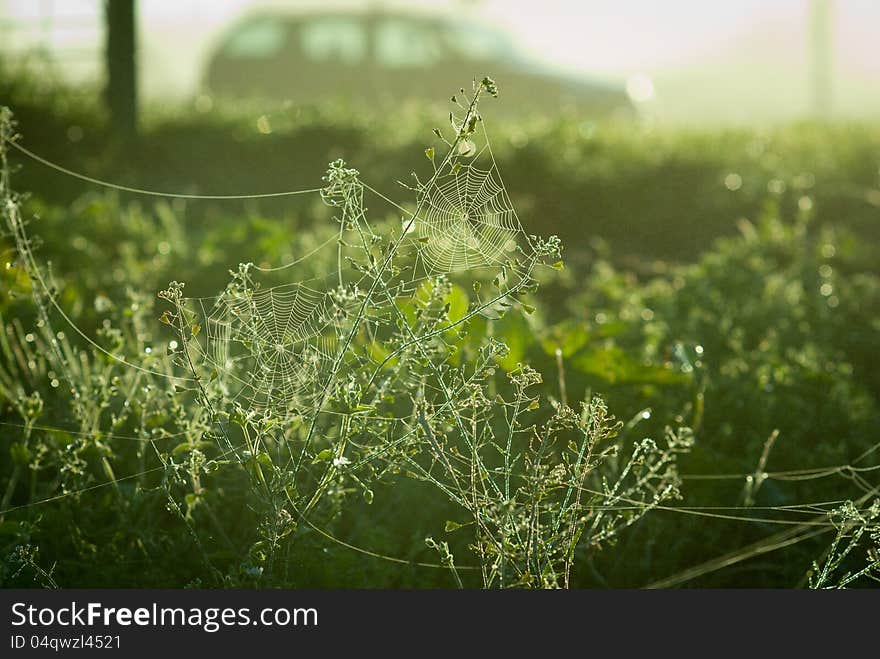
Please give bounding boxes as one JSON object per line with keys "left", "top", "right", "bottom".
{"left": 3, "top": 0, "right": 879, "bottom": 122}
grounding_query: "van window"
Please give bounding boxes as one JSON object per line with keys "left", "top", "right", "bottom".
{"left": 443, "top": 22, "right": 515, "bottom": 61}
{"left": 300, "top": 18, "right": 367, "bottom": 64}
{"left": 375, "top": 19, "right": 441, "bottom": 68}
{"left": 224, "top": 19, "right": 287, "bottom": 58}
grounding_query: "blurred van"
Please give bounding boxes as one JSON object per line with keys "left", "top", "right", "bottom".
{"left": 203, "top": 9, "right": 634, "bottom": 117}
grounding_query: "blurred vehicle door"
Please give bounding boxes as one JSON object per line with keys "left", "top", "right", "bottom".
{"left": 297, "top": 15, "right": 371, "bottom": 102}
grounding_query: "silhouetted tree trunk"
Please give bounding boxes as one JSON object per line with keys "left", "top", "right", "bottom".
{"left": 105, "top": 0, "right": 137, "bottom": 137}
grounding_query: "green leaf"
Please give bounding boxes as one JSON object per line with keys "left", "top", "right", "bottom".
{"left": 172, "top": 441, "right": 213, "bottom": 455}
{"left": 573, "top": 346, "right": 692, "bottom": 385}
{"left": 424, "top": 146, "right": 435, "bottom": 162}
{"left": 458, "top": 139, "right": 477, "bottom": 157}
{"left": 540, "top": 321, "right": 589, "bottom": 358}
{"left": 446, "top": 285, "right": 469, "bottom": 323}
{"left": 493, "top": 312, "right": 529, "bottom": 371}
{"left": 445, "top": 520, "right": 463, "bottom": 532}
{"left": 312, "top": 449, "right": 334, "bottom": 464}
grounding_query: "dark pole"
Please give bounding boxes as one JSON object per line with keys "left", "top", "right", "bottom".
{"left": 105, "top": 0, "right": 137, "bottom": 137}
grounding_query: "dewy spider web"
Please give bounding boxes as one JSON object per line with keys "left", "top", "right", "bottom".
{"left": 194, "top": 282, "right": 338, "bottom": 415}
{"left": 413, "top": 151, "right": 522, "bottom": 274}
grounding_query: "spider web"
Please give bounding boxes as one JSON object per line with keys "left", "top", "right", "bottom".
{"left": 410, "top": 150, "right": 526, "bottom": 275}
{"left": 192, "top": 283, "right": 338, "bottom": 416}
{"left": 177, "top": 139, "right": 535, "bottom": 420}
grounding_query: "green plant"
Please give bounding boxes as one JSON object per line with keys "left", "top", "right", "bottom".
{"left": 0, "top": 82, "right": 692, "bottom": 588}
{"left": 810, "top": 500, "right": 880, "bottom": 588}
{"left": 4, "top": 76, "right": 876, "bottom": 589}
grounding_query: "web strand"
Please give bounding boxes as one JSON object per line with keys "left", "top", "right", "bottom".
{"left": 9, "top": 140, "right": 323, "bottom": 199}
